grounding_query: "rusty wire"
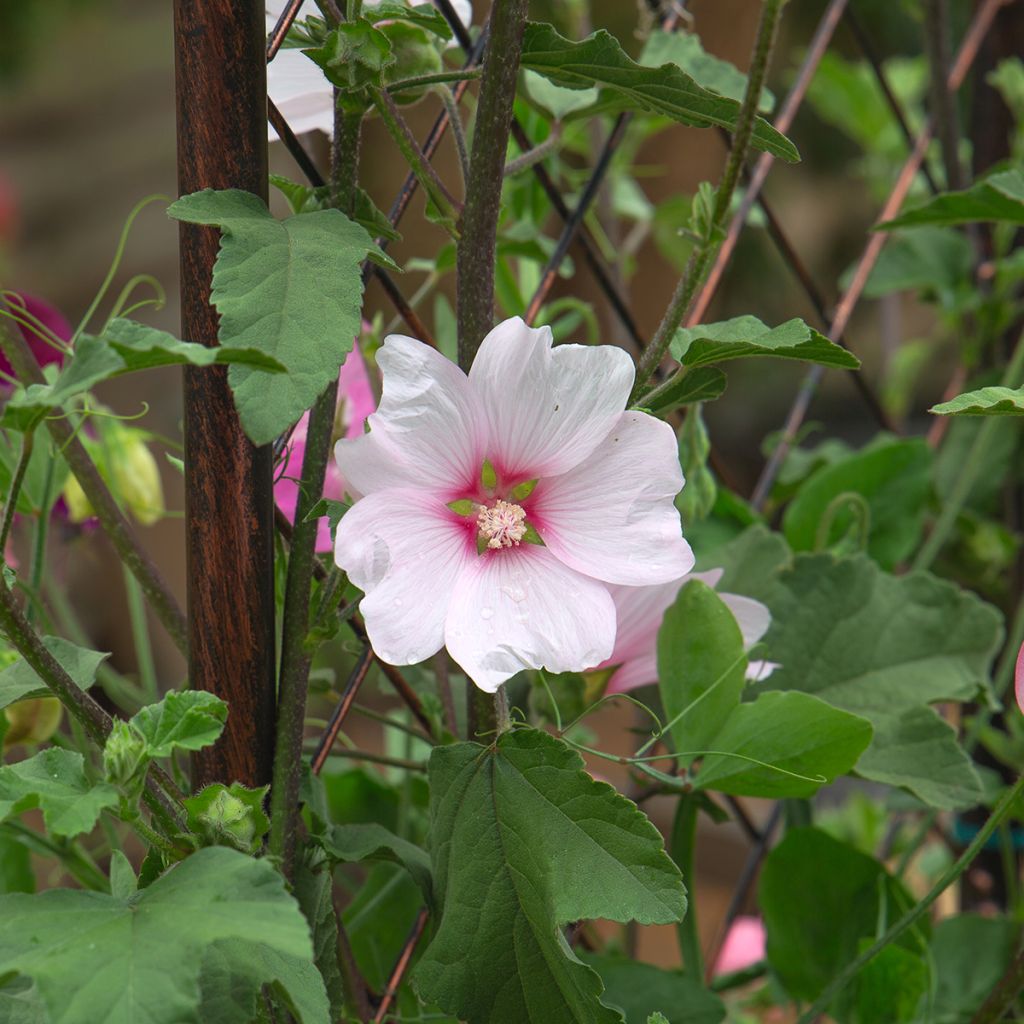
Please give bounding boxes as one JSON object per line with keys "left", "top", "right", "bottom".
{"left": 310, "top": 644, "right": 375, "bottom": 775}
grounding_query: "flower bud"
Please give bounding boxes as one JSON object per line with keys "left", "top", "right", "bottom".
{"left": 3, "top": 697, "right": 63, "bottom": 749}
{"left": 380, "top": 22, "right": 443, "bottom": 105}
{"left": 185, "top": 782, "right": 270, "bottom": 855}
{"left": 103, "top": 720, "right": 148, "bottom": 789}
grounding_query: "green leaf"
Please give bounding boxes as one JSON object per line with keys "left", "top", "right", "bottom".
{"left": 0, "top": 638, "right": 108, "bottom": 711}
{"left": 519, "top": 23, "right": 798, "bottom": 162}
{"left": 932, "top": 384, "right": 1024, "bottom": 416}
{"left": 322, "top": 822, "right": 432, "bottom": 906}
{"left": 367, "top": 0, "right": 453, "bottom": 40}
{"left": 294, "top": 861, "right": 346, "bottom": 1023}
{"left": 270, "top": 175, "right": 402, "bottom": 242}
{"left": 693, "top": 692, "right": 872, "bottom": 798}
{"left": 657, "top": 580, "right": 747, "bottom": 764}
{"left": 760, "top": 828, "right": 925, "bottom": 1006}
{"left": 304, "top": 498, "right": 350, "bottom": 534}
{"left": 671, "top": 317, "right": 859, "bottom": 370}
{"left": 0, "top": 846, "right": 329, "bottom": 1024}
{"left": 648, "top": 1016, "right": 670, "bottom": 1024}
{"left": 0, "top": 830, "right": 34, "bottom": 894}
{"left": 522, "top": 69, "right": 599, "bottom": 119}
{"left": 782, "top": 438, "right": 932, "bottom": 570}
{"left": 0, "top": 748, "right": 118, "bottom": 839}
{"left": 757, "top": 554, "right": 1000, "bottom": 807}
{"left": 848, "top": 940, "right": 929, "bottom": 1024}
{"left": 879, "top": 168, "right": 1024, "bottom": 228}
{"left": 0, "top": 978, "right": 45, "bottom": 1024}
{"left": 108, "top": 851, "right": 137, "bottom": 900}
{"left": 639, "top": 31, "right": 773, "bottom": 111}
{"left": 640, "top": 367, "right": 727, "bottom": 416}
{"left": 414, "top": 728, "right": 686, "bottom": 1024}
{"left": 304, "top": 20, "right": 394, "bottom": 91}
{"left": 167, "top": 189, "right": 390, "bottom": 445}
{"left": 480, "top": 457, "right": 497, "bottom": 490}
{"left": 581, "top": 954, "right": 725, "bottom": 1024}
{"left": 707, "top": 524, "right": 792, "bottom": 606}
{"left": 184, "top": 782, "right": 270, "bottom": 855}
{"left": 129, "top": 691, "right": 228, "bottom": 759}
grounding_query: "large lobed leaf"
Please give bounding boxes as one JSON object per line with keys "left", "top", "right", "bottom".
{"left": 414, "top": 727, "right": 686, "bottom": 1024}
{"left": 167, "top": 189, "right": 391, "bottom": 445}
{"left": 130, "top": 690, "right": 228, "bottom": 759}
{"left": 519, "top": 24, "right": 798, "bottom": 162}
{"left": 0, "top": 846, "right": 329, "bottom": 1024}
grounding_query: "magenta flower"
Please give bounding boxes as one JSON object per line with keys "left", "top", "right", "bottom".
{"left": 1, "top": 292, "right": 72, "bottom": 379}
{"left": 333, "top": 317, "right": 693, "bottom": 691}
{"left": 599, "top": 569, "right": 776, "bottom": 694}
{"left": 276, "top": 345, "right": 375, "bottom": 553}
{"left": 1015, "top": 640, "right": 1024, "bottom": 715}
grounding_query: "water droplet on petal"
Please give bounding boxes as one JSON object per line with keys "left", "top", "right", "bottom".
{"left": 481, "top": 607, "right": 494, "bottom": 620}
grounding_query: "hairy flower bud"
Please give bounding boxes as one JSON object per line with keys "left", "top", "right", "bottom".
{"left": 103, "top": 720, "right": 148, "bottom": 789}
{"left": 185, "top": 783, "right": 271, "bottom": 855}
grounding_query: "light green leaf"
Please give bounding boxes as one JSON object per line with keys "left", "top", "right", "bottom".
{"left": 304, "top": 498, "right": 350, "bottom": 535}
{"left": 270, "top": 174, "right": 402, "bottom": 241}
{"left": 522, "top": 69, "right": 599, "bottom": 119}
{"left": 640, "top": 367, "right": 727, "bottom": 416}
{"left": 581, "top": 954, "right": 725, "bottom": 1024}
{"left": 0, "top": 638, "right": 108, "bottom": 711}
{"left": 657, "top": 580, "right": 746, "bottom": 763}
{"left": 879, "top": 168, "right": 1024, "bottom": 228}
{"left": 757, "top": 554, "right": 1000, "bottom": 807}
{"left": 129, "top": 691, "right": 228, "bottom": 759}
{"left": 167, "top": 189, "right": 390, "bottom": 445}
{"left": 694, "top": 692, "right": 872, "bottom": 798}
{"left": 670, "top": 317, "right": 859, "bottom": 370}
{"left": 322, "top": 822, "right": 432, "bottom": 906}
{"left": 849, "top": 940, "right": 929, "bottom": 1024}
{"left": 414, "top": 728, "right": 686, "bottom": 1024}
{"left": 0, "top": 846, "right": 329, "bottom": 1024}
{"left": 0, "top": 748, "right": 118, "bottom": 839}
{"left": 640, "top": 31, "right": 773, "bottom": 111}
{"left": 0, "top": 830, "right": 34, "bottom": 894}
{"left": 303, "top": 20, "right": 394, "bottom": 91}
{"left": 760, "top": 828, "right": 925, "bottom": 1006}
{"left": 782, "top": 438, "right": 932, "bottom": 570}
{"left": 0, "top": 978, "right": 45, "bottom": 1024}
{"left": 519, "top": 23, "right": 797, "bottom": 162}
{"left": 366, "top": 0, "right": 452, "bottom": 40}
{"left": 932, "top": 384, "right": 1024, "bottom": 416}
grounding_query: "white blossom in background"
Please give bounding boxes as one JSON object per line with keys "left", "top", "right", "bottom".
{"left": 333, "top": 317, "right": 693, "bottom": 692}
{"left": 266, "top": 0, "right": 473, "bottom": 141}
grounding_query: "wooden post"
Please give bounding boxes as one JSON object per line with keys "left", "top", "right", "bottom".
{"left": 173, "top": 0, "right": 276, "bottom": 788}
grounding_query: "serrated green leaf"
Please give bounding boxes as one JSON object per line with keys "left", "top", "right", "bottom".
{"left": 519, "top": 23, "right": 798, "bottom": 162}
{"left": 304, "top": 19, "right": 394, "bottom": 91}
{"left": 757, "top": 554, "right": 1000, "bottom": 808}
{"left": 0, "top": 638, "right": 108, "bottom": 711}
{"left": 0, "top": 846, "right": 329, "bottom": 1024}
{"left": 167, "top": 189, "right": 389, "bottom": 445}
{"left": 879, "top": 168, "right": 1024, "bottom": 228}
{"left": 270, "top": 175, "right": 402, "bottom": 242}
{"left": 671, "top": 316, "right": 859, "bottom": 370}
{"left": 129, "top": 691, "right": 228, "bottom": 759}
{"left": 322, "top": 822, "right": 432, "bottom": 906}
{"left": 414, "top": 728, "right": 686, "bottom": 1024}
{"left": 368, "top": 0, "right": 453, "bottom": 40}
{"left": 932, "top": 384, "right": 1024, "bottom": 416}
{"left": 641, "top": 366, "right": 727, "bottom": 416}
{"left": 693, "top": 691, "right": 872, "bottom": 798}
{"left": 0, "top": 748, "right": 118, "bottom": 839}
{"left": 657, "top": 580, "right": 746, "bottom": 764}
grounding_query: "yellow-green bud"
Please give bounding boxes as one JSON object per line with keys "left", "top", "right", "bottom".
{"left": 103, "top": 720, "right": 148, "bottom": 788}
{"left": 3, "top": 697, "right": 63, "bottom": 749}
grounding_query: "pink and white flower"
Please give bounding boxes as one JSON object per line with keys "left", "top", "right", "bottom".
{"left": 276, "top": 344, "right": 375, "bottom": 553}
{"left": 714, "top": 916, "right": 766, "bottom": 976}
{"left": 333, "top": 317, "right": 693, "bottom": 692}
{"left": 599, "top": 569, "right": 777, "bottom": 694}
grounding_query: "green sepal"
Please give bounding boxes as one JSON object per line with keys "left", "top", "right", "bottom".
{"left": 480, "top": 458, "right": 497, "bottom": 491}
{"left": 475, "top": 533, "right": 489, "bottom": 556}
{"left": 523, "top": 522, "right": 545, "bottom": 546}
{"left": 511, "top": 478, "right": 538, "bottom": 500}
{"left": 447, "top": 499, "right": 477, "bottom": 517}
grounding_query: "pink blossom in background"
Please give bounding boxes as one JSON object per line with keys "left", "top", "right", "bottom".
{"left": 333, "top": 317, "right": 693, "bottom": 691}
{"left": 1015, "top": 640, "right": 1024, "bottom": 714}
{"left": 276, "top": 344, "right": 375, "bottom": 552}
{"left": 1, "top": 292, "right": 72, "bottom": 379}
{"left": 599, "top": 568, "right": 778, "bottom": 694}
{"left": 714, "top": 916, "right": 766, "bottom": 975}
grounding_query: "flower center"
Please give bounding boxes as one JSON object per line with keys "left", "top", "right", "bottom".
{"left": 477, "top": 499, "right": 527, "bottom": 549}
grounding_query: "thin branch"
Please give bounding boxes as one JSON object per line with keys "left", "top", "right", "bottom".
{"left": 503, "top": 123, "right": 563, "bottom": 178}
{"left": 372, "top": 908, "right": 430, "bottom": 1022}
{"left": 310, "top": 644, "right": 374, "bottom": 775}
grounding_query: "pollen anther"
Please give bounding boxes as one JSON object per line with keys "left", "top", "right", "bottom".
{"left": 477, "top": 499, "right": 528, "bottom": 549}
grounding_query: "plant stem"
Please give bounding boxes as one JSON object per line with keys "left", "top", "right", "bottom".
{"left": 438, "top": 86, "right": 471, "bottom": 189}
{"left": 631, "top": 0, "right": 786, "bottom": 400}
{"left": 2, "top": 820, "right": 110, "bottom": 892}
{"left": 670, "top": 795, "right": 704, "bottom": 978}
{"left": 503, "top": 123, "right": 563, "bottom": 178}
{"left": 0, "top": 322, "right": 188, "bottom": 655}
{"left": 455, "top": 0, "right": 529, "bottom": 365}
{"left": 0, "top": 429, "right": 33, "bottom": 554}
{"left": 795, "top": 770, "right": 1024, "bottom": 1024}
{"left": 123, "top": 565, "right": 159, "bottom": 704}
{"left": 267, "top": 108, "right": 363, "bottom": 876}
{"left": 370, "top": 85, "right": 461, "bottom": 233}
{"left": 972, "top": 944, "right": 1024, "bottom": 1024}
{"left": 914, "top": 328, "right": 1024, "bottom": 571}
{"left": 388, "top": 68, "right": 481, "bottom": 94}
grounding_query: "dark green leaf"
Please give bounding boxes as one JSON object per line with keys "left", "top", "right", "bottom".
{"left": 304, "top": 20, "right": 394, "bottom": 91}
{"left": 932, "top": 384, "right": 1024, "bottom": 416}
{"left": 294, "top": 861, "right": 346, "bottom": 1022}
{"left": 848, "top": 940, "right": 929, "bottom": 1024}
{"left": 368, "top": 0, "right": 452, "bottom": 40}
{"left": 322, "top": 822, "right": 432, "bottom": 906}
{"left": 270, "top": 175, "right": 402, "bottom": 242}
{"left": 858, "top": 227, "right": 973, "bottom": 311}
{"left": 0, "top": 638, "right": 108, "bottom": 711}
{"left": 671, "top": 317, "right": 859, "bottom": 370}
{"left": 0, "top": 830, "right": 34, "bottom": 894}
{"left": 519, "top": 23, "right": 798, "bottom": 162}
{"left": 414, "top": 728, "right": 686, "bottom": 1024}
{"left": 880, "top": 168, "right": 1024, "bottom": 228}
{"left": 640, "top": 367, "right": 727, "bottom": 416}
{"left": 130, "top": 691, "right": 228, "bottom": 759}
{"left": 304, "top": 498, "right": 350, "bottom": 534}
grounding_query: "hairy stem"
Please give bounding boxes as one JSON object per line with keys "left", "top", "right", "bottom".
{"left": 438, "top": 86, "right": 471, "bottom": 189}
{"left": 455, "top": 0, "right": 529, "bottom": 365}
{"left": 631, "top": 0, "right": 786, "bottom": 400}
{"left": 0, "top": 429, "right": 33, "bottom": 554}
{"left": 267, "top": 108, "right": 362, "bottom": 875}
{"left": 0, "top": 323, "right": 188, "bottom": 655}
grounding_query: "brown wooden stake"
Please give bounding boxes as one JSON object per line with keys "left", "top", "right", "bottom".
{"left": 174, "top": 0, "right": 276, "bottom": 789}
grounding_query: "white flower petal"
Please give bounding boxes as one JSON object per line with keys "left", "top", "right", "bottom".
{"left": 337, "top": 335, "right": 487, "bottom": 496}
{"left": 468, "top": 317, "right": 635, "bottom": 478}
{"left": 719, "top": 592, "right": 771, "bottom": 650}
{"left": 532, "top": 411, "right": 693, "bottom": 586}
{"left": 445, "top": 546, "right": 616, "bottom": 693}
{"left": 334, "top": 489, "right": 473, "bottom": 666}
{"left": 746, "top": 660, "right": 780, "bottom": 682}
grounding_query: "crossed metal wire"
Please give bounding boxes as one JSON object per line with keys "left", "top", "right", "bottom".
{"left": 263, "top": 0, "right": 1009, "bottom": 1006}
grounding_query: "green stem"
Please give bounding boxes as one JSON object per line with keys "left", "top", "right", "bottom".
{"left": 438, "top": 86, "right": 471, "bottom": 189}
{"left": 27, "top": 450, "right": 55, "bottom": 625}
{"left": 914, "top": 327, "right": 1024, "bottom": 571}
{"left": 630, "top": 0, "right": 786, "bottom": 401}
{"left": 972, "top": 945, "right": 1024, "bottom": 1024}
{"left": 123, "top": 565, "right": 158, "bottom": 703}
{"left": 670, "top": 795, "right": 704, "bottom": 977}
{"left": 503, "top": 123, "right": 563, "bottom": 178}
{"left": 2, "top": 820, "right": 110, "bottom": 892}
{"left": 0, "top": 321, "right": 188, "bottom": 655}
{"left": 267, "top": 108, "right": 363, "bottom": 875}
{"left": 0, "top": 429, "right": 33, "bottom": 555}
{"left": 370, "top": 85, "right": 460, "bottom": 234}
{"left": 127, "top": 812, "right": 178, "bottom": 858}
{"left": 388, "top": 68, "right": 481, "bottom": 94}
{"left": 795, "top": 771, "right": 1024, "bottom": 1024}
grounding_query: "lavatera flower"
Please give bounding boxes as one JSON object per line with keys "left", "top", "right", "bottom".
{"left": 333, "top": 317, "right": 694, "bottom": 692}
